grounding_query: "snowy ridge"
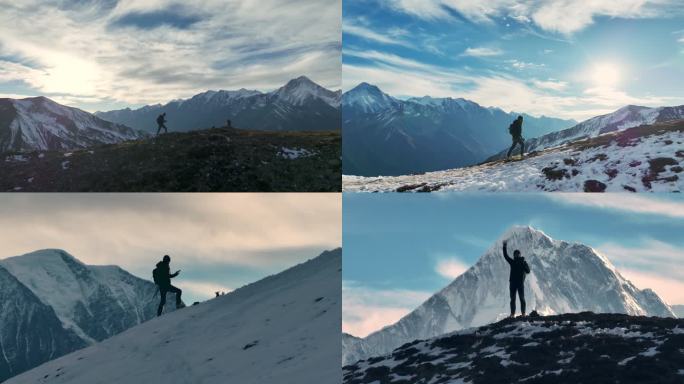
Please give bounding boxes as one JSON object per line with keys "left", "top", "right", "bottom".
{"left": 490, "top": 104, "right": 684, "bottom": 158}
{"left": 343, "top": 119, "right": 684, "bottom": 192}
{"left": 342, "top": 226, "right": 673, "bottom": 365}
{"left": 0, "top": 97, "right": 143, "bottom": 152}
{"left": 7, "top": 249, "right": 342, "bottom": 384}
{"left": 274, "top": 76, "right": 341, "bottom": 108}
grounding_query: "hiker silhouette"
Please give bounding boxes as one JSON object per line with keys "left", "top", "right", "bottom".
{"left": 507, "top": 115, "right": 525, "bottom": 159}
{"left": 156, "top": 113, "right": 168, "bottom": 136}
{"left": 503, "top": 240, "right": 530, "bottom": 317}
{"left": 153, "top": 254, "right": 184, "bottom": 316}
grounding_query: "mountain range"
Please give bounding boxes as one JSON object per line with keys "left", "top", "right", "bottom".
{"left": 0, "top": 97, "right": 143, "bottom": 153}
{"left": 342, "top": 226, "right": 674, "bottom": 365}
{"left": 7, "top": 249, "right": 342, "bottom": 384}
{"left": 0, "top": 249, "right": 178, "bottom": 381}
{"left": 341, "top": 83, "right": 576, "bottom": 176}
{"left": 96, "top": 76, "right": 341, "bottom": 134}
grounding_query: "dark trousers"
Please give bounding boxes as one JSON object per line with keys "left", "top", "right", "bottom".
{"left": 157, "top": 124, "right": 167, "bottom": 135}
{"left": 158, "top": 284, "right": 182, "bottom": 316}
{"left": 509, "top": 281, "right": 525, "bottom": 315}
{"left": 507, "top": 136, "right": 525, "bottom": 157}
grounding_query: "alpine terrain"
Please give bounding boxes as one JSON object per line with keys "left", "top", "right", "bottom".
{"left": 96, "top": 76, "right": 341, "bottom": 133}
{"left": 0, "top": 249, "right": 179, "bottom": 382}
{"left": 343, "top": 119, "right": 684, "bottom": 192}
{"left": 488, "top": 104, "right": 684, "bottom": 160}
{"left": 343, "top": 312, "right": 684, "bottom": 383}
{"left": 342, "top": 83, "right": 575, "bottom": 176}
{"left": 342, "top": 226, "right": 674, "bottom": 366}
{"left": 7, "top": 249, "right": 342, "bottom": 384}
{"left": 0, "top": 97, "right": 143, "bottom": 152}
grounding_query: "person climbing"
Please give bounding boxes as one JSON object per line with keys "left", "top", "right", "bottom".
{"left": 507, "top": 115, "right": 525, "bottom": 159}
{"left": 153, "top": 254, "right": 184, "bottom": 316}
{"left": 503, "top": 240, "right": 530, "bottom": 318}
{"left": 156, "top": 113, "right": 168, "bottom": 136}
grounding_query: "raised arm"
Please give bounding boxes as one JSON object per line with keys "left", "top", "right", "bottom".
{"left": 170, "top": 270, "right": 179, "bottom": 278}
{"left": 503, "top": 241, "right": 512, "bottom": 264}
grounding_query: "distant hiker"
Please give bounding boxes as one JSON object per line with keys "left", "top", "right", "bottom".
{"left": 507, "top": 115, "right": 525, "bottom": 159}
{"left": 153, "top": 254, "right": 184, "bottom": 316}
{"left": 156, "top": 113, "right": 168, "bottom": 136}
{"left": 503, "top": 240, "right": 530, "bottom": 318}
{"left": 226, "top": 119, "right": 232, "bottom": 129}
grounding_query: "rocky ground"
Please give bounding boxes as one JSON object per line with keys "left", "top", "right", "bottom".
{"left": 343, "top": 312, "right": 684, "bottom": 384}
{"left": 0, "top": 127, "right": 341, "bottom": 192}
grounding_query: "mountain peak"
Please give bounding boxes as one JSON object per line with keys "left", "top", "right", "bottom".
{"left": 274, "top": 76, "right": 339, "bottom": 107}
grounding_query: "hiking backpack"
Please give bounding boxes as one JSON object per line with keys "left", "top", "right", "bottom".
{"left": 152, "top": 266, "right": 161, "bottom": 285}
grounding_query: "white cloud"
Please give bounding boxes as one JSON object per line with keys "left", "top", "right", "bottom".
{"left": 435, "top": 258, "right": 469, "bottom": 279}
{"left": 343, "top": 22, "right": 412, "bottom": 47}
{"left": 547, "top": 194, "right": 684, "bottom": 218}
{"left": 533, "top": 79, "right": 567, "bottom": 90}
{"left": 385, "top": 0, "right": 679, "bottom": 35}
{"left": 463, "top": 47, "right": 503, "bottom": 57}
{"left": 0, "top": 0, "right": 341, "bottom": 111}
{"left": 343, "top": 281, "right": 431, "bottom": 337}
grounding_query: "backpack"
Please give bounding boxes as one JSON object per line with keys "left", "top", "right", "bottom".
{"left": 152, "top": 266, "right": 161, "bottom": 285}
{"left": 157, "top": 115, "right": 164, "bottom": 124}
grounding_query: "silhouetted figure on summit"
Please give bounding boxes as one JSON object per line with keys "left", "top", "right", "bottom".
{"left": 507, "top": 115, "right": 525, "bottom": 159}
{"left": 156, "top": 113, "right": 168, "bottom": 136}
{"left": 503, "top": 240, "right": 530, "bottom": 318}
{"left": 153, "top": 255, "right": 184, "bottom": 316}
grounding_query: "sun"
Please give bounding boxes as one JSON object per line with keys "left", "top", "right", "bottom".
{"left": 591, "top": 62, "right": 621, "bottom": 88}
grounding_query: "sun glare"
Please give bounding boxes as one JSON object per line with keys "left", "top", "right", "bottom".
{"left": 591, "top": 62, "right": 621, "bottom": 88}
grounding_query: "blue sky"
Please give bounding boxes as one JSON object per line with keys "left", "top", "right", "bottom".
{"left": 0, "top": 194, "right": 341, "bottom": 304}
{"left": 343, "top": 193, "right": 684, "bottom": 336}
{"left": 343, "top": 0, "right": 684, "bottom": 120}
{"left": 0, "top": 0, "right": 340, "bottom": 112}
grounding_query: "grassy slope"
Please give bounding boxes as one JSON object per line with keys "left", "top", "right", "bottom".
{"left": 0, "top": 127, "right": 341, "bottom": 192}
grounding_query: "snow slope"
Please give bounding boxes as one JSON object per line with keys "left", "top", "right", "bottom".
{"left": 488, "top": 104, "right": 684, "bottom": 159}
{"left": 343, "top": 119, "right": 684, "bottom": 192}
{"left": 0, "top": 97, "right": 143, "bottom": 152}
{"left": 342, "top": 227, "right": 673, "bottom": 365}
{"left": 7, "top": 248, "right": 342, "bottom": 384}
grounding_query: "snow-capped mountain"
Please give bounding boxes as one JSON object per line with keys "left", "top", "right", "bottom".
{"left": 0, "top": 249, "right": 178, "bottom": 382}
{"left": 7, "top": 249, "right": 342, "bottom": 384}
{"left": 344, "top": 312, "right": 684, "bottom": 383}
{"left": 673, "top": 305, "right": 684, "bottom": 318}
{"left": 96, "top": 76, "right": 341, "bottom": 133}
{"left": 342, "top": 226, "right": 674, "bottom": 365}
{"left": 343, "top": 119, "right": 684, "bottom": 192}
{"left": 342, "top": 83, "right": 575, "bottom": 176}
{"left": 488, "top": 104, "right": 684, "bottom": 160}
{"left": 0, "top": 97, "right": 144, "bottom": 153}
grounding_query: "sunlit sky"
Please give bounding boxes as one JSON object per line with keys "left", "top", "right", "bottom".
{"left": 343, "top": 193, "right": 684, "bottom": 337}
{"left": 343, "top": 0, "right": 684, "bottom": 121}
{"left": 0, "top": 0, "right": 341, "bottom": 112}
{"left": 0, "top": 194, "right": 341, "bottom": 304}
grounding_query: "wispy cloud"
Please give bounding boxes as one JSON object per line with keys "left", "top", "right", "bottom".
{"left": 462, "top": 47, "right": 503, "bottom": 57}
{"left": 343, "top": 280, "right": 431, "bottom": 337}
{"left": 0, "top": 0, "right": 341, "bottom": 111}
{"left": 546, "top": 194, "right": 684, "bottom": 219}
{"left": 343, "top": 22, "right": 412, "bottom": 48}
{"left": 384, "top": 0, "right": 682, "bottom": 35}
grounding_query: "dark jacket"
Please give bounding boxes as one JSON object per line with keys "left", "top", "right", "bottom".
{"left": 509, "top": 118, "right": 522, "bottom": 137}
{"left": 157, "top": 115, "right": 166, "bottom": 125}
{"left": 503, "top": 245, "right": 530, "bottom": 284}
{"left": 155, "top": 261, "right": 178, "bottom": 287}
